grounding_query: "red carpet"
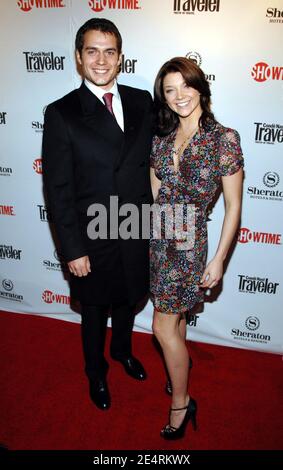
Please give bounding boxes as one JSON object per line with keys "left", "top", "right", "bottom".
{"left": 0, "top": 310, "right": 282, "bottom": 450}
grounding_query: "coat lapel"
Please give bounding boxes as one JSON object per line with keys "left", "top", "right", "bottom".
{"left": 77, "top": 83, "right": 124, "bottom": 146}
{"left": 76, "top": 83, "right": 142, "bottom": 169}
{"left": 118, "top": 85, "right": 142, "bottom": 166}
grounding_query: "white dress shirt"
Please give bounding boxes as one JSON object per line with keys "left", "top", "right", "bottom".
{"left": 84, "top": 78, "right": 124, "bottom": 131}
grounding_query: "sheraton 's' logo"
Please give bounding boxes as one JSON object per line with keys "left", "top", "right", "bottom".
{"left": 186, "top": 51, "right": 202, "bottom": 66}
{"left": 17, "top": 0, "right": 65, "bottom": 12}
{"left": 245, "top": 316, "right": 260, "bottom": 331}
{"left": 2, "top": 279, "right": 13, "bottom": 291}
{"left": 185, "top": 51, "right": 215, "bottom": 82}
{"left": 89, "top": 0, "right": 141, "bottom": 12}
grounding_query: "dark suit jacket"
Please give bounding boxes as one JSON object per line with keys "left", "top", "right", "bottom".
{"left": 42, "top": 82, "right": 153, "bottom": 305}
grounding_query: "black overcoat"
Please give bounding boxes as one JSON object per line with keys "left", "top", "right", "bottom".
{"left": 42, "top": 82, "right": 153, "bottom": 304}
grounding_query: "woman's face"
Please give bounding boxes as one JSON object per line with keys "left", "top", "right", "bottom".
{"left": 163, "top": 71, "right": 202, "bottom": 119}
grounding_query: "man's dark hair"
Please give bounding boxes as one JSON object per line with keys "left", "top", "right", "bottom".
{"left": 75, "top": 18, "right": 122, "bottom": 56}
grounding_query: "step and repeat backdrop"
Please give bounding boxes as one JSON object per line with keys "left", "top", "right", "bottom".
{"left": 0, "top": 0, "right": 282, "bottom": 353}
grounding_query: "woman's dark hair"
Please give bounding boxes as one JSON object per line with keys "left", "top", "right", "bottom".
{"left": 75, "top": 18, "right": 122, "bottom": 56}
{"left": 154, "top": 57, "right": 216, "bottom": 136}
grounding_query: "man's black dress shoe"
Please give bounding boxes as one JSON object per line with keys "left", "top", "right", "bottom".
{"left": 112, "top": 355, "right": 147, "bottom": 380}
{"left": 89, "top": 378, "right": 111, "bottom": 410}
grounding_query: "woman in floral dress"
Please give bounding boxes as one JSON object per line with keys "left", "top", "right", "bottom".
{"left": 150, "top": 57, "right": 244, "bottom": 439}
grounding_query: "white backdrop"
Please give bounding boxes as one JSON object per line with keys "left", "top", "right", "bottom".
{"left": 0, "top": 0, "right": 282, "bottom": 354}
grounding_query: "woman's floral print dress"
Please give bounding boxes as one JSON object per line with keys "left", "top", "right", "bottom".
{"left": 150, "top": 122, "right": 244, "bottom": 314}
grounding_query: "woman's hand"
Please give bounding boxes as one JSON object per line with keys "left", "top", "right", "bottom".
{"left": 200, "top": 257, "right": 223, "bottom": 289}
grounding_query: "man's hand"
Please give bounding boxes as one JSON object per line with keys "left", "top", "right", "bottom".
{"left": 68, "top": 256, "right": 91, "bottom": 277}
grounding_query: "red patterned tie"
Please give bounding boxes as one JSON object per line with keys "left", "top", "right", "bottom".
{"left": 103, "top": 92, "right": 114, "bottom": 116}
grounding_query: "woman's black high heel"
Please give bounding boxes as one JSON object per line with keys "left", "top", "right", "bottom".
{"left": 165, "top": 357, "right": 193, "bottom": 395}
{"left": 160, "top": 397, "right": 197, "bottom": 440}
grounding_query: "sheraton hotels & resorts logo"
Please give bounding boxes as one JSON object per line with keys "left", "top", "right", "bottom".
{"left": 247, "top": 172, "right": 283, "bottom": 203}
{"left": 186, "top": 52, "right": 215, "bottom": 83}
{"left": 0, "top": 166, "right": 12, "bottom": 177}
{"left": 231, "top": 317, "right": 271, "bottom": 345}
{"left": 266, "top": 7, "right": 283, "bottom": 23}
{"left": 89, "top": 0, "right": 141, "bottom": 12}
{"left": 17, "top": 0, "right": 65, "bottom": 12}
{"left": 0, "top": 280, "right": 24, "bottom": 303}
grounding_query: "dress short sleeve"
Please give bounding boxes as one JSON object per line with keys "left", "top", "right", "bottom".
{"left": 150, "top": 135, "right": 159, "bottom": 169}
{"left": 219, "top": 128, "right": 244, "bottom": 176}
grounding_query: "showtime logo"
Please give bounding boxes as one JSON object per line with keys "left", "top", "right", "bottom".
{"left": 238, "top": 228, "right": 281, "bottom": 245}
{"left": 0, "top": 205, "right": 15, "bottom": 216}
{"left": 251, "top": 62, "right": 283, "bottom": 82}
{"left": 89, "top": 0, "right": 140, "bottom": 12}
{"left": 33, "top": 158, "right": 42, "bottom": 174}
{"left": 17, "top": 0, "right": 65, "bottom": 12}
{"left": 42, "top": 289, "right": 70, "bottom": 304}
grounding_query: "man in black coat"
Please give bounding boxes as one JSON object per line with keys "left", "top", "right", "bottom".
{"left": 42, "top": 18, "right": 153, "bottom": 410}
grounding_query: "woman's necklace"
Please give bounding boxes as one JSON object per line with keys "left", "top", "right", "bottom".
{"left": 172, "top": 124, "right": 199, "bottom": 173}
{"left": 172, "top": 125, "right": 199, "bottom": 156}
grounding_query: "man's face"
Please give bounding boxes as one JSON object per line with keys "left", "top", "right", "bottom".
{"left": 76, "top": 30, "right": 121, "bottom": 90}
